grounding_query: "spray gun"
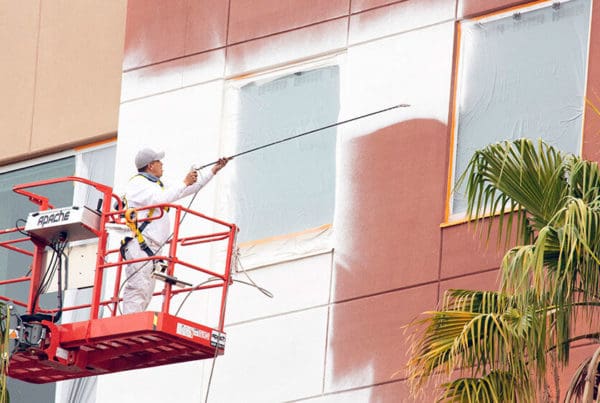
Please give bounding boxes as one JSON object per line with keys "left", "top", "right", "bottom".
{"left": 190, "top": 157, "right": 233, "bottom": 173}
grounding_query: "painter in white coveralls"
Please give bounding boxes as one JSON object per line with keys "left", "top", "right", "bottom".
{"left": 121, "top": 147, "right": 229, "bottom": 314}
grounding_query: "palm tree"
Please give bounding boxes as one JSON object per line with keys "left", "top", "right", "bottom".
{"left": 0, "top": 303, "right": 9, "bottom": 403}
{"left": 407, "top": 139, "right": 600, "bottom": 402}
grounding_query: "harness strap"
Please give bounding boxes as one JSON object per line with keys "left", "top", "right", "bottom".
{"left": 119, "top": 172, "right": 170, "bottom": 259}
{"left": 120, "top": 237, "right": 154, "bottom": 259}
{"left": 134, "top": 173, "right": 170, "bottom": 213}
{"left": 120, "top": 208, "right": 154, "bottom": 258}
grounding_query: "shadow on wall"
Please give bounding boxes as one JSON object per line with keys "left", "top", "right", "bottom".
{"left": 327, "top": 119, "right": 449, "bottom": 399}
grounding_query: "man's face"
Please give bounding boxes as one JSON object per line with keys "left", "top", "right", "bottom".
{"left": 147, "top": 160, "right": 163, "bottom": 178}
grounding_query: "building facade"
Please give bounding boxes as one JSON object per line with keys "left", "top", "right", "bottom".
{"left": 2, "top": 0, "right": 600, "bottom": 401}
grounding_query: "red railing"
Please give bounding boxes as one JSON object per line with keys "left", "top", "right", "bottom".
{"left": 0, "top": 176, "right": 236, "bottom": 334}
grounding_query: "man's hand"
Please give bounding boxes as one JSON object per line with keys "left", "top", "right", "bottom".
{"left": 184, "top": 170, "right": 198, "bottom": 186}
{"left": 212, "top": 157, "right": 231, "bottom": 175}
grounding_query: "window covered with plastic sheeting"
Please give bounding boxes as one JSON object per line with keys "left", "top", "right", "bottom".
{"left": 450, "top": 0, "right": 591, "bottom": 216}
{"left": 0, "top": 157, "right": 75, "bottom": 403}
{"left": 229, "top": 66, "right": 339, "bottom": 243}
{"left": 74, "top": 143, "right": 117, "bottom": 211}
{"left": 0, "top": 157, "right": 75, "bottom": 301}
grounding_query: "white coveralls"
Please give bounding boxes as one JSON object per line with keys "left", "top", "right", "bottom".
{"left": 122, "top": 171, "right": 214, "bottom": 314}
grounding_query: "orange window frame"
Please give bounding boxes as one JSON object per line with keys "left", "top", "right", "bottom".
{"left": 444, "top": 0, "right": 581, "bottom": 224}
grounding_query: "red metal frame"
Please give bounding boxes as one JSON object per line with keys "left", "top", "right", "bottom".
{"left": 1, "top": 176, "right": 237, "bottom": 383}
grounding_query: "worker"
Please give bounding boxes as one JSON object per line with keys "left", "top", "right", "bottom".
{"left": 121, "top": 147, "right": 229, "bottom": 314}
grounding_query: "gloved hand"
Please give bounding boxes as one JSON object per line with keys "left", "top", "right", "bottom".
{"left": 211, "top": 157, "right": 231, "bottom": 175}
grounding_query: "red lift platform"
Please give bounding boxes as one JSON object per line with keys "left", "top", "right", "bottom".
{"left": 0, "top": 177, "right": 236, "bottom": 383}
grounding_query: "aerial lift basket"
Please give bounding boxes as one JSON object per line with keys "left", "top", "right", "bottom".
{"left": 0, "top": 177, "right": 236, "bottom": 383}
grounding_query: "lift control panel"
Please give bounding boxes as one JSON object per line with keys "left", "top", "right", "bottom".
{"left": 24, "top": 205, "right": 101, "bottom": 242}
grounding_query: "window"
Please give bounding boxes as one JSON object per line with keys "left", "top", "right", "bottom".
{"left": 449, "top": 0, "right": 591, "bottom": 217}
{"left": 0, "top": 157, "right": 75, "bottom": 302}
{"left": 0, "top": 142, "right": 115, "bottom": 402}
{"left": 0, "top": 157, "right": 74, "bottom": 402}
{"left": 0, "top": 142, "right": 117, "bottom": 301}
{"left": 225, "top": 65, "right": 340, "bottom": 243}
{"left": 74, "top": 142, "right": 117, "bottom": 211}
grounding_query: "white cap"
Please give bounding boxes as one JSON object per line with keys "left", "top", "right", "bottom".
{"left": 135, "top": 148, "right": 165, "bottom": 169}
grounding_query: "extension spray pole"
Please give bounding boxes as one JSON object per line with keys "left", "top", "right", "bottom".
{"left": 192, "top": 103, "right": 410, "bottom": 171}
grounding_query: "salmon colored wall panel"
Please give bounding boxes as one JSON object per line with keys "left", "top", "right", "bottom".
{"left": 458, "top": 0, "right": 531, "bottom": 19}
{"left": 124, "top": 0, "right": 228, "bottom": 70}
{"left": 299, "top": 379, "right": 438, "bottom": 402}
{"left": 0, "top": 1, "right": 40, "bottom": 160}
{"left": 182, "top": 51, "right": 226, "bottom": 86}
{"left": 441, "top": 224, "right": 504, "bottom": 279}
{"left": 121, "top": 48, "right": 225, "bottom": 101}
{"left": 582, "top": 0, "right": 600, "bottom": 162}
{"left": 30, "top": 1, "right": 126, "bottom": 152}
{"left": 333, "top": 119, "right": 447, "bottom": 302}
{"left": 570, "top": 307, "right": 600, "bottom": 349}
{"left": 123, "top": 0, "right": 186, "bottom": 69}
{"left": 349, "top": 0, "right": 455, "bottom": 45}
{"left": 440, "top": 219, "right": 510, "bottom": 279}
{"left": 325, "top": 284, "right": 438, "bottom": 393}
{"left": 351, "top": 0, "right": 403, "bottom": 13}
{"left": 184, "top": 0, "right": 229, "bottom": 55}
{"left": 121, "top": 62, "right": 183, "bottom": 102}
{"left": 554, "top": 344, "right": 598, "bottom": 401}
{"left": 226, "top": 18, "right": 348, "bottom": 76}
{"left": 440, "top": 269, "right": 499, "bottom": 295}
{"left": 228, "top": 0, "right": 348, "bottom": 44}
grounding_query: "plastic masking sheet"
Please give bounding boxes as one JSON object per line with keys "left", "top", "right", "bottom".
{"left": 451, "top": 0, "right": 591, "bottom": 214}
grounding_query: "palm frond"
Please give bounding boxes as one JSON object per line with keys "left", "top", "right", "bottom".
{"left": 0, "top": 303, "right": 8, "bottom": 403}
{"left": 438, "top": 371, "right": 533, "bottom": 403}
{"left": 461, "top": 139, "right": 569, "bottom": 245}
{"left": 407, "top": 290, "right": 538, "bottom": 394}
{"left": 408, "top": 139, "right": 600, "bottom": 402}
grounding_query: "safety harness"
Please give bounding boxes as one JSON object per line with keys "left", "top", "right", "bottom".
{"left": 119, "top": 173, "right": 169, "bottom": 259}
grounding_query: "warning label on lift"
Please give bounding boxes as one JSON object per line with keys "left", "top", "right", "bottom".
{"left": 175, "top": 323, "right": 225, "bottom": 348}
{"left": 176, "top": 323, "right": 210, "bottom": 341}
{"left": 211, "top": 331, "right": 226, "bottom": 349}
